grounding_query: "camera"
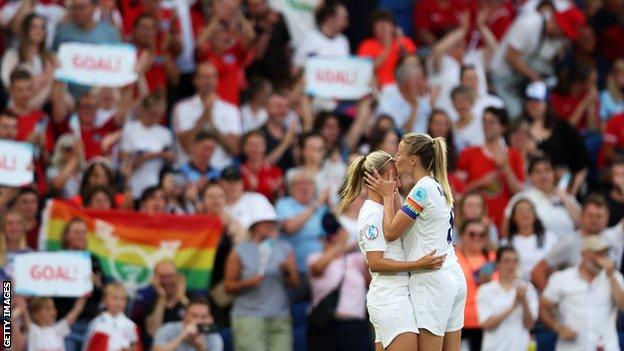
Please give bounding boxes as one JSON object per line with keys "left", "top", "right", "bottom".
{"left": 197, "top": 323, "right": 218, "bottom": 334}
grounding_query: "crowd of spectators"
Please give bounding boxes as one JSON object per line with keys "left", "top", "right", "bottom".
{"left": 2, "top": 0, "right": 624, "bottom": 350}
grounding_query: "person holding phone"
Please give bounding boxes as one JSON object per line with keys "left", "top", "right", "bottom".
{"left": 153, "top": 297, "right": 224, "bottom": 351}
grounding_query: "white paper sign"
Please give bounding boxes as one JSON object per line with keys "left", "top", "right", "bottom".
{"left": 0, "top": 140, "right": 33, "bottom": 187}
{"left": 14, "top": 251, "right": 93, "bottom": 297}
{"left": 305, "top": 56, "right": 373, "bottom": 100}
{"left": 55, "top": 43, "right": 138, "bottom": 87}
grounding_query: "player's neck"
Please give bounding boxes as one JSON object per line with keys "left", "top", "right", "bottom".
{"left": 368, "top": 192, "right": 383, "bottom": 205}
{"left": 411, "top": 168, "right": 428, "bottom": 183}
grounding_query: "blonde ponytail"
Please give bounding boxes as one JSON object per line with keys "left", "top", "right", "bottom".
{"left": 402, "top": 133, "right": 454, "bottom": 207}
{"left": 335, "top": 151, "right": 394, "bottom": 215}
{"left": 431, "top": 137, "right": 454, "bottom": 206}
{"left": 335, "top": 155, "right": 366, "bottom": 215}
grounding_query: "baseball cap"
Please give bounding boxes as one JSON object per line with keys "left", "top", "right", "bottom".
{"left": 525, "top": 81, "right": 548, "bottom": 101}
{"left": 553, "top": 7, "right": 586, "bottom": 41}
{"left": 221, "top": 165, "right": 242, "bottom": 181}
{"left": 581, "top": 235, "right": 611, "bottom": 253}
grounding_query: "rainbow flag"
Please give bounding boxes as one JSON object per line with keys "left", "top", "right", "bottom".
{"left": 39, "top": 200, "right": 223, "bottom": 294}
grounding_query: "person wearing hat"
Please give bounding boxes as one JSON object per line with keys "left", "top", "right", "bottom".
{"left": 491, "top": 2, "right": 586, "bottom": 119}
{"left": 540, "top": 235, "right": 624, "bottom": 351}
{"left": 224, "top": 199, "right": 299, "bottom": 351}
{"left": 520, "top": 80, "right": 590, "bottom": 196}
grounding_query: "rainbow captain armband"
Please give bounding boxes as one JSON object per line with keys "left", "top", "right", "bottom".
{"left": 401, "top": 187, "right": 427, "bottom": 219}
{"left": 401, "top": 197, "right": 423, "bottom": 219}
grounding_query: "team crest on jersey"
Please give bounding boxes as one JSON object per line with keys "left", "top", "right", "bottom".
{"left": 363, "top": 224, "right": 380, "bottom": 241}
{"left": 412, "top": 187, "right": 427, "bottom": 202}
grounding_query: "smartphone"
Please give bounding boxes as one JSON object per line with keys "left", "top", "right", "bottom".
{"left": 557, "top": 172, "right": 571, "bottom": 192}
{"left": 197, "top": 323, "right": 219, "bottom": 334}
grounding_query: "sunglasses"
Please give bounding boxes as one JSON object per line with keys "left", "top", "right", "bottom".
{"left": 467, "top": 231, "right": 487, "bottom": 239}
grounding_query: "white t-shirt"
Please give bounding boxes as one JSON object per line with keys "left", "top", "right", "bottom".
{"left": 286, "top": 159, "right": 346, "bottom": 208}
{"left": 543, "top": 267, "right": 624, "bottom": 351}
{"left": 401, "top": 176, "right": 457, "bottom": 268}
{"left": 477, "top": 281, "right": 539, "bottom": 351}
{"left": 120, "top": 120, "right": 173, "bottom": 199}
{"left": 503, "top": 232, "right": 557, "bottom": 281}
{"left": 268, "top": 0, "right": 320, "bottom": 49}
{"left": 172, "top": 95, "right": 242, "bottom": 170}
{"left": 504, "top": 187, "right": 578, "bottom": 237}
{"left": 338, "top": 214, "right": 358, "bottom": 246}
{"left": 376, "top": 83, "right": 431, "bottom": 134}
{"left": 428, "top": 50, "right": 488, "bottom": 120}
{"left": 357, "top": 199, "right": 409, "bottom": 306}
{"left": 225, "top": 192, "right": 273, "bottom": 230}
{"left": 241, "top": 104, "right": 268, "bottom": 133}
{"left": 28, "top": 320, "right": 70, "bottom": 351}
{"left": 85, "top": 312, "right": 140, "bottom": 351}
{"left": 454, "top": 116, "right": 485, "bottom": 153}
{"left": 293, "top": 29, "right": 349, "bottom": 67}
{"left": 491, "top": 13, "right": 567, "bottom": 78}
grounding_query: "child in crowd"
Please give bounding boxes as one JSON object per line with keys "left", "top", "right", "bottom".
{"left": 84, "top": 282, "right": 143, "bottom": 351}
{"left": 14, "top": 295, "right": 87, "bottom": 351}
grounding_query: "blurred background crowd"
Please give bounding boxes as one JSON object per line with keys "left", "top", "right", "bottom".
{"left": 2, "top": 0, "right": 624, "bottom": 350}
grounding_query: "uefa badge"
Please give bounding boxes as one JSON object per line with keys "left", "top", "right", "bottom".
{"left": 364, "top": 224, "right": 380, "bottom": 241}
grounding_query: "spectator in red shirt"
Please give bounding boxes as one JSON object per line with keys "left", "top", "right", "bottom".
{"left": 51, "top": 84, "right": 133, "bottom": 161}
{"left": 240, "top": 130, "right": 283, "bottom": 202}
{"left": 603, "top": 113, "right": 624, "bottom": 165}
{"left": 196, "top": 0, "right": 256, "bottom": 105}
{"left": 458, "top": 107, "right": 525, "bottom": 229}
{"left": 551, "top": 63, "right": 600, "bottom": 132}
{"left": 412, "top": 0, "right": 472, "bottom": 46}
{"left": 357, "top": 10, "right": 416, "bottom": 86}
{"left": 7, "top": 69, "right": 50, "bottom": 150}
{"left": 132, "top": 13, "right": 180, "bottom": 94}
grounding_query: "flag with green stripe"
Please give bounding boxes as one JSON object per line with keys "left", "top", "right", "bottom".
{"left": 39, "top": 200, "right": 223, "bottom": 295}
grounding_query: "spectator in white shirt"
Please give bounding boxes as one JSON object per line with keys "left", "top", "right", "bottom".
{"left": 459, "top": 65, "right": 504, "bottom": 122}
{"left": 19, "top": 296, "right": 87, "bottom": 351}
{"left": 293, "top": 1, "right": 350, "bottom": 69}
{"left": 532, "top": 194, "right": 611, "bottom": 291}
{"left": 504, "top": 156, "right": 581, "bottom": 237}
{"left": 477, "top": 246, "right": 538, "bottom": 351}
{"left": 540, "top": 235, "right": 624, "bottom": 351}
{"left": 376, "top": 55, "right": 431, "bottom": 134}
{"left": 490, "top": 3, "right": 586, "bottom": 118}
{"left": 120, "top": 94, "right": 175, "bottom": 199}
{"left": 173, "top": 62, "right": 242, "bottom": 170}
{"left": 241, "top": 77, "right": 272, "bottom": 133}
{"left": 503, "top": 198, "right": 557, "bottom": 281}
{"left": 452, "top": 85, "right": 484, "bottom": 152}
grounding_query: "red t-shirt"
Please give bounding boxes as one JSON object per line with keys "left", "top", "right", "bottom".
{"left": 551, "top": 92, "right": 600, "bottom": 131}
{"left": 486, "top": 1, "right": 516, "bottom": 40}
{"left": 202, "top": 42, "right": 249, "bottom": 105}
{"left": 11, "top": 109, "right": 56, "bottom": 152}
{"left": 604, "top": 113, "right": 624, "bottom": 149}
{"left": 457, "top": 146, "right": 526, "bottom": 228}
{"left": 357, "top": 37, "right": 417, "bottom": 86}
{"left": 55, "top": 117, "right": 121, "bottom": 160}
{"left": 137, "top": 48, "right": 168, "bottom": 93}
{"left": 240, "top": 162, "right": 283, "bottom": 202}
{"left": 413, "top": 0, "right": 472, "bottom": 41}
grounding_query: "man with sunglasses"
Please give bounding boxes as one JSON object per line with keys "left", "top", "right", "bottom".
{"left": 540, "top": 236, "right": 624, "bottom": 351}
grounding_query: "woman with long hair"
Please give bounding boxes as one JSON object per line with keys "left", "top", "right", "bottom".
{"left": 366, "top": 133, "right": 467, "bottom": 350}
{"left": 1, "top": 13, "right": 55, "bottom": 108}
{"left": 504, "top": 199, "right": 556, "bottom": 281}
{"left": 336, "top": 150, "right": 445, "bottom": 351}
{"left": 600, "top": 59, "right": 624, "bottom": 122}
{"left": 0, "top": 210, "right": 31, "bottom": 281}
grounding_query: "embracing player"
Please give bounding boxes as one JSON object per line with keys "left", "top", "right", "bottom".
{"left": 366, "top": 133, "right": 467, "bottom": 351}
{"left": 336, "top": 150, "right": 446, "bottom": 351}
